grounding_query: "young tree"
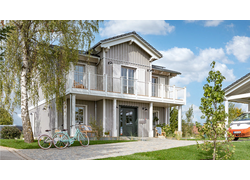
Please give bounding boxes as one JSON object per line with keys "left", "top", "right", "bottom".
{"left": 170, "top": 107, "right": 178, "bottom": 134}
{"left": 196, "top": 61, "right": 234, "bottom": 160}
{"left": 1, "top": 20, "right": 101, "bottom": 143}
{"left": 186, "top": 104, "right": 194, "bottom": 137}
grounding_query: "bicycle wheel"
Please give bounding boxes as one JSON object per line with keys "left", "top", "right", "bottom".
{"left": 78, "top": 132, "right": 89, "bottom": 147}
{"left": 53, "top": 132, "right": 69, "bottom": 150}
{"left": 38, "top": 134, "right": 53, "bottom": 150}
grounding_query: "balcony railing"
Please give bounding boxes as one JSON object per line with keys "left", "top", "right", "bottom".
{"left": 67, "top": 72, "right": 186, "bottom": 102}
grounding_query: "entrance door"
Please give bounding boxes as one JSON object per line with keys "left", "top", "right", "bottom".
{"left": 119, "top": 107, "right": 138, "bottom": 136}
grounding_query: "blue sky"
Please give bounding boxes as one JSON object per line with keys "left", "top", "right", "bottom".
{"left": 12, "top": 20, "right": 250, "bottom": 125}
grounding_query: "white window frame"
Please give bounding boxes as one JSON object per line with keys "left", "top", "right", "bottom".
{"left": 121, "top": 66, "right": 136, "bottom": 94}
{"left": 75, "top": 104, "right": 88, "bottom": 125}
{"left": 153, "top": 110, "right": 160, "bottom": 125}
{"left": 74, "top": 64, "right": 86, "bottom": 87}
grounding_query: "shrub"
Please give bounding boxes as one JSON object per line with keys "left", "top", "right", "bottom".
{"left": 0, "top": 126, "right": 21, "bottom": 139}
{"left": 0, "top": 108, "right": 13, "bottom": 125}
{"left": 89, "top": 116, "right": 103, "bottom": 140}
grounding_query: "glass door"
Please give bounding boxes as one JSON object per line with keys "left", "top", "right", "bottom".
{"left": 75, "top": 106, "right": 86, "bottom": 125}
{"left": 121, "top": 67, "right": 135, "bottom": 94}
{"left": 74, "top": 65, "right": 86, "bottom": 88}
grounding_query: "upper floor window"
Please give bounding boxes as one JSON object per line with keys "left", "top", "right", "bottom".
{"left": 152, "top": 77, "right": 158, "bottom": 97}
{"left": 74, "top": 65, "right": 86, "bottom": 88}
{"left": 121, "top": 67, "right": 135, "bottom": 94}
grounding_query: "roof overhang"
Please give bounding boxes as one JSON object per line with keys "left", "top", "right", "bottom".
{"left": 95, "top": 33, "right": 162, "bottom": 61}
{"left": 224, "top": 73, "right": 250, "bottom": 104}
{"left": 152, "top": 65, "right": 181, "bottom": 77}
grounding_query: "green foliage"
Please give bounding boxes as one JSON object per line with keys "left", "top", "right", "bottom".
{"left": 0, "top": 126, "right": 21, "bottom": 139}
{"left": 170, "top": 107, "right": 178, "bottom": 133}
{"left": 228, "top": 102, "right": 244, "bottom": 124}
{"left": 182, "top": 105, "right": 194, "bottom": 137}
{"left": 0, "top": 108, "right": 13, "bottom": 125}
{"left": 89, "top": 116, "right": 103, "bottom": 140}
{"left": 196, "top": 61, "right": 235, "bottom": 160}
{"left": 157, "top": 123, "right": 172, "bottom": 137}
{"left": 1, "top": 20, "right": 102, "bottom": 112}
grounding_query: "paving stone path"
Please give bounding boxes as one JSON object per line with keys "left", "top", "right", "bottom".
{"left": 14, "top": 139, "right": 202, "bottom": 160}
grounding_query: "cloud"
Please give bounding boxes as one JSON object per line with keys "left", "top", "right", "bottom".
{"left": 100, "top": 20, "right": 175, "bottom": 37}
{"left": 204, "top": 20, "right": 224, "bottom": 27}
{"left": 154, "top": 47, "right": 235, "bottom": 86}
{"left": 185, "top": 20, "right": 224, "bottom": 27}
{"left": 226, "top": 23, "right": 234, "bottom": 28}
{"left": 185, "top": 20, "right": 198, "bottom": 23}
{"left": 226, "top": 36, "right": 250, "bottom": 62}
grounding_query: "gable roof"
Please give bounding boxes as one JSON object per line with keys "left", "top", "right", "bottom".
{"left": 90, "top": 31, "right": 163, "bottom": 59}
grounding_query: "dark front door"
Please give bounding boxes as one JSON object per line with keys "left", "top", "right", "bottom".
{"left": 119, "top": 107, "right": 138, "bottom": 136}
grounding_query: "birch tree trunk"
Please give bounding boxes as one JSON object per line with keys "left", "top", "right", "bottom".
{"left": 21, "top": 36, "right": 34, "bottom": 143}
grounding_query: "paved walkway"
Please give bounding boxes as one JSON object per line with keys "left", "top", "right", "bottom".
{"left": 0, "top": 146, "right": 30, "bottom": 160}
{"left": 7, "top": 139, "right": 202, "bottom": 160}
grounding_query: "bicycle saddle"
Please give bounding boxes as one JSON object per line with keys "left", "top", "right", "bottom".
{"left": 45, "top": 130, "right": 51, "bottom": 132}
{"left": 62, "top": 129, "right": 67, "bottom": 131}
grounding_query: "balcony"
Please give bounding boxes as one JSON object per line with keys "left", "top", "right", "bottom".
{"left": 66, "top": 72, "right": 186, "bottom": 105}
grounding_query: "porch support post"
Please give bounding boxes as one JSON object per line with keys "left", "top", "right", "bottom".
{"left": 55, "top": 103, "right": 58, "bottom": 131}
{"left": 178, "top": 105, "right": 182, "bottom": 132}
{"left": 113, "top": 99, "right": 117, "bottom": 137}
{"left": 165, "top": 107, "right": 170, "bottom": 125}
{"left": 248, "top": 103, "right": 250, "bottom": 111}
{"left": 103, "top": 99, "right": 106, "bottom": 136}
{"left": 71, "top": 94, "right": 76, "bottom": 136}
{"left": 225, "top": 99, "right": 229, "bottom": 139}
{"left": 149, "top": 102, "right": 153, "bottom": 137}
{"left": 63, "top": 100, "right": 67, "bottom": 130}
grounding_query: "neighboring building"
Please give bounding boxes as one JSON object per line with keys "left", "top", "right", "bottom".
{"left": 224, "top": 72, "right": 250, "bottom": 123}
{"left": 28, "top": 31, "right": 186, "bottom": 138}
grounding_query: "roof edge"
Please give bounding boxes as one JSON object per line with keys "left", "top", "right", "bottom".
{"left": 89, "top": 31, "right": 163, "bottom": 58}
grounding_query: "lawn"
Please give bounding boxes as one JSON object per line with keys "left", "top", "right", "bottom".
{"left": 0, "top": 139, "right": 135, "bottom": 149}
{"left": 97, "top": 141, "right": 250, "bottom": 160}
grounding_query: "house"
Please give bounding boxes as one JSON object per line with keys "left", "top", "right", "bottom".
{"left": 224, "top": 72, "right": 250, "bottom": 123}
{"left": 28, "top": 31, "right": 186, "bottom": 138}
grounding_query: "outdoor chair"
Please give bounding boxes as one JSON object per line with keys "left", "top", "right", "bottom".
{"left": 154, "top": 127, "right": 166, "bottom": 137}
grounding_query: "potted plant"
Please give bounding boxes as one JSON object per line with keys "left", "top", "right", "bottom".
{"left": 104, "top": 131, "right": 110, "bottom": 137}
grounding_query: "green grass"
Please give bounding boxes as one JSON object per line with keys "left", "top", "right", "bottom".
{"left": 97, "top": 141, "right": 250, "bottom": 160}
{"left": 0, "top": 139, "right": 136, "bottom": 149}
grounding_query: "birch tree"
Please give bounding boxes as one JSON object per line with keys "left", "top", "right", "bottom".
{"left": 1, "top": 20, "right": 101, "bottom": 143}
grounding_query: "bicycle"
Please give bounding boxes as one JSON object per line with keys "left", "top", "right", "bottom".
{"left": 53, "top": 123, "right": 89, "bottom": 150}
{"left": 37, "top": 124, "right": 66, "bottom": 150}
{"left": 37, "top": 128, "right": 57, "bottom": 150}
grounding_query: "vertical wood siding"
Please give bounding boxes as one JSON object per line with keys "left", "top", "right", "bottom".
{"left": 105, "top": 42, "right": 151, "bottom": 78}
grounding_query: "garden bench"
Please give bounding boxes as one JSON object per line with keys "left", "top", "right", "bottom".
{"left": 79, "top": 125, "right": 98, "bottom": 137}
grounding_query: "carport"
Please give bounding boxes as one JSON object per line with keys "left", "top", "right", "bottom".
{"left": 224, "top": 72, "right": 250, "bottom": 125}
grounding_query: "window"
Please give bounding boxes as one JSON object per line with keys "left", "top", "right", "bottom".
{"left": 152, "top": 77, "right": 158, "bottom": 97}
{"left": 153, "top": 111, "right": 159, "bottom": 125}
{"left": 75, "top": 106, "right": 86, "bottom": 124}
{"left": 74, "top": 65, "right": 86, "bottom": 88}
{"left": 121, "top": 67, "right": 135, "bottom": 94}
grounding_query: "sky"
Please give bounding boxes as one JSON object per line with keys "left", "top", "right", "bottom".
{"left": 11, "top": 20, "right": 250, "bottom": 125}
